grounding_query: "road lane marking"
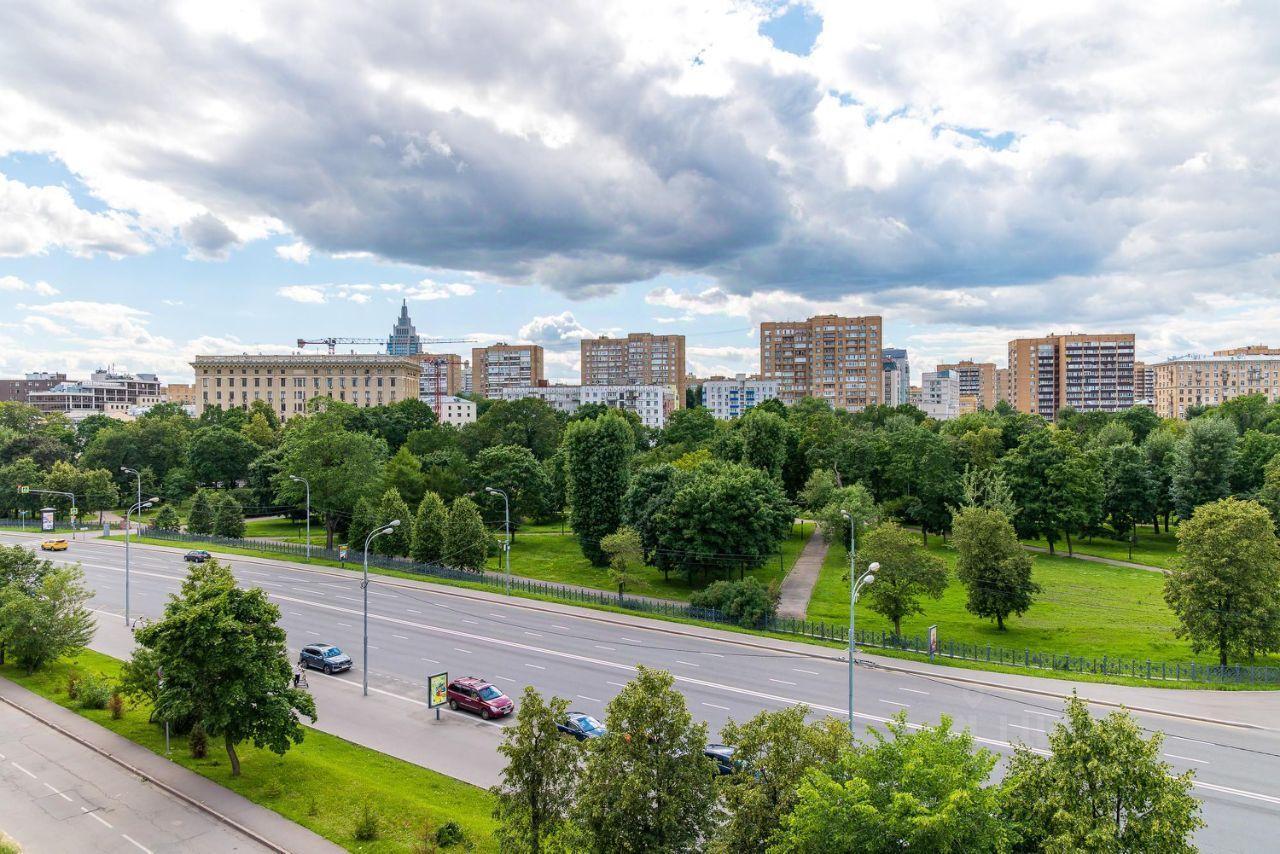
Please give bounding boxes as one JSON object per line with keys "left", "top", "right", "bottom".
{"left": 1165, "top": 753, "right": 1210, "bottom": 765}
{"left": 1009, "top": 724, "right": 1044, "bottom": 733}
{"left": 369, "top": 590, "right": 395, "bottom": 598}
{"left": 577, "top": 695, "right": 601, "bottom": 703}
{"left": 703, "top": 702, "right": 730, "bottom": 711}
{"left": 288, "top": 611, "right": 304, "bottom": 617}
{"left": 524, "top": 632, "right": 542, "bottom": 637}
{"left": 879, "top": 699, "right": 909, "bottom": 708}
{"left": 676, "top": 660, "right": 700, "bottom": 667}
{"left": 898, "top": 687, "right": 929, "bottom": 695}
{"left": 393, "top": 634, "right": 409, "bottom": 640}
{"left": 619, "top": 637, "right": 639, "bottom": 643}
{"left": 1023, "top": 709, "right": 1060, "bottom": 718}
{"left": 44, "top": 782, "right": 72, "bottom": 801}
{"left": 454, "top": 648, "right": 472, "bottom": 654}
{"left": 793, "top": 668, "right": 819, "bottom": 675}
{"left": 306, "top": 630, "right": 320, "bottom": 636}
{"left": 552, "top": 625, "right": 569, "bottom": 630}
{"left": 1169, "top": 735, "right": 1216, "bottom": 747}
{"left": 406, "top": 609, "right": 422, "bottom": 614}
{"left": 337, "top": 622, "right": 352, "bottom": 628}
{"left": 489, "top": 613, "right": 507, "bottom": 619}
{"left": 594, "top": 645, "right": 616, "bottom": 651}
{"left": 122, "top": 834, "right": 153, "bottom": 854}
{"left": 607, "top": 681, "right": 627, "bottom": 688}
{"left": 11, "top": 761, "right": 37, "bottom": 779}
{"left": 337, "top": 596, "right": 359, "bottom": 602}
{"left": 770, "top": 678, "right": 797, "bottom": 686}
{"left": 495, "top": 675, "right": 515, "bottom": 681}
{"left": 462, "top": 619, "right": 478, "bottom": 625}
{"left": 526, "top": 663, "right": 545, "bottom": 670}
{"left": 421, "top": 658, "right": 440, "bottom": 664}
{"left": 82, "top": 807, "right": 113, "bottom": 828}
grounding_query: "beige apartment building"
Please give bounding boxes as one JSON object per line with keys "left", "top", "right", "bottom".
{"left": 1153, "top": 351, "right": 1280, "bottom": 418}
{"left": 190, "top": 354, "right": 422, "bottom": 421}
{"left": 165, "top": 383, "right": 195, "bottom": 405}
{"left": 581, "top": 333, "right": 686, "bottom": 408}
{"left": 412, "top": 352, "right": 464, "bottom": 396}
{"left": 935, "top": 360, "right": 997, "bottom": 410}
{"left": 1007, "top": 333, "right": 1135, "bottom": 419}
{"left": 1133, "top": 361, "right": 1155, "bottom": 407}
{"left": 471, "top": 343, "right": 545, "bottom": 398}
{"left": 1214, "top": 345, "right": 1280, "bottom": 356}
{"left": 760, "top": 315, "right": 883, "bottom": 410}
{"left": 995, "top": 367, "right": 1011, "bottom": 404}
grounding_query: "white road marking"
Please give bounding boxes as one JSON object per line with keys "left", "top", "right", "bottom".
{"left": 525, "top": 663, "right": 545, "bottom": 670}
{"left": 898, "top": 687, "right": 929, "bottom": 695}
{"left": 770, "top": 678, "right": 797, "bottom": 686}
{"left": 879, "top": 699, "right": 909, "bottom": 708}
{"left": 524, "top": 632, "right": 542, "bottom": 637}
{"left": 82, "top": 807, "right": 113, "bottom": 828}
{"left": 454, "top": 648, "right": 472, "bottom": 654}
{"left": 1023, "top": 709, "right": 1060, "bottom": 719}
{"left": 462, "top": 619, "right": 478, "bottom": 625}
{"left": 594, "top": 645, "right": 616, "bottom": 651}
{"left": 793, "top": 668, "right": 819, "bottom": 676}
{"left": 489, "top": 613, "right": 507, "bottom": 619}
{"left": 577, "top": 695, "right": 601, "bottom": 703}
{"left": 337, "top": 596, "right": 359, "bottom": 602}
{"left": 1165, "top": 753, "right": 1210, "bottom": 765}
{"left": 421, "top": 658, "right": 440, "bottom": 664}
{"left": 1168, "top": 735, "right": 1216, "bottom": 747}
{"left": 393, "top": 634, "right": 409, "bottom": 640}
{"left": 406, "top": 609, "right": 422, "bottom": 614}
{"left": 288, "top": 611, "right": 304, "bottom": 617}
{"left": 619, "top": 637, "right": 640, "bottom": 643}
{"left": 337, "top": 622, "right": 352, "bottom": 628}
{"left": 607, "top": 681, "right": 627, "bottom": 688}
{"left": 552, "top": 625, "right": 570, "bottom": 630}
{"left": 306, "top": 630, "right": 320, "bottom": 636}
{"left": 122, "top": 834, "right": 153, "bottom": 854}
{"left": 11, "top": 761, "right": 36, "bottom": 779}
{"left": 369, "top": 590, "right": 395, "bottom": 598}
{"left": 702, "top": 702, "right": 731, "bottom": 711}
{"left": 1009, "top": 723, "right": 1045, "bottom": 733}
{"left": 676, "top": 660, "right": 700, "bottom": 668}
{"left": 44, "top": 782, "right": 72, "bottom": 801}
{"left": 701, "top": 652, "right": 724, "bottom": 658}
{"left": 495, "top": 675, "right": 515, "bottom": 681}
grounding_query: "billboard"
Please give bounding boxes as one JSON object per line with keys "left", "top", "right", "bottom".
{"left": 428, "top": 672, "right": 449, "bottom": 708}
{"left": 40, "top": 507, "right": 55, "bottom": 532}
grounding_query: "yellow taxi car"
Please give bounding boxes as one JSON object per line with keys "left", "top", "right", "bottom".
{"left": 40, "top": 538, "right": 69, "bottom": 551}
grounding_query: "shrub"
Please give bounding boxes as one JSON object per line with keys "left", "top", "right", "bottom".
{"left": 77, "top": 674, "right": 112, "bottom": 710}
{"left": 151, "top": 504, "right": 182, "bottom": 532}
{"left": 108, "top": 691, "right": 125, "bottom": 720}
{"left": 353, "top": 801, "right": 380, "bottom": 841}
{"left": 689, "top": 577, "right": 777, "bottom": 628}
{"left": 66, "top": 672, "right": 82, "bottom": 700}
{"left": 435, "top": 821, "right": 465, "bottom": 848}
{"left": 189, "top": 721, "right": 208, "bottom": 759}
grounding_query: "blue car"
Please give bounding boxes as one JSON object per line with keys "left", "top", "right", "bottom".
{"left": 299, "top": 643, "right": 352, "bottom": 674}
{"left": 557, "top": 713, "right": 607, "bottom": 741}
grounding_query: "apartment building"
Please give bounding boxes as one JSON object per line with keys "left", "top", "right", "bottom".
{"left": 995, "top": 367, "right": 1011, "bottom": 404}
{"left": 908, "top": 386, "right": 922, "bottom": 408}
{"left": 421, "top": 394, "right": 476, "bottom": 426}
{"left": 472, "top": 344, "right": 545, "bottom": 398}
{"left": 1152, "top": 353, "right": 1280, "bottom": 419}
{"left": 461, "top": 360, "right": 473, "bottom": 394}
{"left": 28, "top": 369, "right": 163, "bottom": 417}
{"left": 414, "top": 352, "right": 464, "bottom": 397}
{"left": 165, "top": 383, "right": 195, "bottom": 405}
{"left": 500, "top": 384, "right": 675, "bottom": 428}
{"left": 581, "top": 333, "right": 686, "bottom": 408}
{"left": 935, "top": 360, "right": 997, "bottom": 410}
{"left": 921, "top": 370, "right": 961, "bottom": 421}
{"left": 190, "top": 354, "right": 421, "bottom": 421}
{"left": 1133, "top": 361, "right": 1155, "bottom": 408}
{"left": 701, "top": 374, "right": 780, "bottom": 420}
{"left": 0, "top": 372, "right": 66, "bottom": 403}
{"left": 759, "top": 315, "right": 883, "bottom": 411}
{"left": 1214, "top": 345, "right": 1280, "bottom": 356}
{"left": 1007, "top": 333, "right": 1135, "bottom": 419}
{"left": 882, "top": 348, "right": 910, "bottom": 407}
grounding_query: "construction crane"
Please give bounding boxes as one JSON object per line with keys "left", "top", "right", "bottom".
{"left": 296, "top": 336, "right": 471, "bottom": 355}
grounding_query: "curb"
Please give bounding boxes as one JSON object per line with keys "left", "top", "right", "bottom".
{"left": 0, "top": 687, "right": 291, "bottom": 854}
{"left": 69, "top": 535, "right": 1273, "bottom": 732}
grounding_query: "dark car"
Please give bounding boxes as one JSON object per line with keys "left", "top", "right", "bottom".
{"left": 184, "top": 549, "right": 212, "bottom": 563}
{"left": 299, "top": 643, "right": 353, "bottom": 674}
{"left": 557, "top": 712, "right": 607, "bottom": 741}
{"left": 446, "top": 676, "right": 514, "bottom": 720}
{"left": 704, "top": 744, "right": 737, "bottom": 776}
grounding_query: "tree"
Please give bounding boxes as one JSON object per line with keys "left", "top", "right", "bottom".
{"left": 601, "top": 526, "right": 644, "bottom": 599}
{"left": 689, "top": 578, "right": 777, "bottom": 628}
{"left": 345, "top": 496, "right": 377, "bottom": 554}
{"left": 1102, "top": 444, "right": 1155, "bottom": 557}
{"left": 471, "top": 444, "right": 552, "bottom": 542}
{"left": 1090, "top": 420, "right": 1134, "bottom": 449}
{"left": 798, "top": 469, "right": 838, "bottom": 512}
{"left": 79, "top": 467, "right": 120, "bottom": 523}
{"left": 0, "top": 457, "right": 43, "bottom": 518}
{"left": 570, "top": 667, "right": 716, "bottom": 853}
{"left": 771, "top": 714, "right": 1009, "bottom": 854}
{"left": 662, "top": 406, "right": 717, "bottom": 447}
{"left": 212, "top": 492, "right": 245, "bottom": 539}
{"left": 273, "top": 409, "right": 387, "bottom": 548}
{"left": 152, "top": 504, "right": 182, "bottom": 531}
{"left": 1115, "top": 405, "right": 1161, "bottom": 445}
{"left": 1163, "top": 498, "right": 1280, "bottom": 666}
{"left": 1230, "top": 429, "right": 1280, "bottom": 494}
{"left": 410, "top": 491, "right": 447, "bottom": 563}
{"left": 444, "top": 496, "right": 489, "bottom": 571}
{"left": 186, "top": 489, "right": 215, "bottom": 535}
{"left": 1142, "top": 427, "right": 1179, "bottom": 532}
{"left": 1001, "top": 428, "right": 1067, "bottom": 552}
{"left": 1170, "top": 417, "right": 1237, "bottom": 520}
{"left": 240, "top": 411, "right": 278, "bottom": 449}
{"left": 461, "top": 398, "right": 563, "bottom": 460}
{"left": 714, "top": 706, "right": 848, "bottom": 854}
{"left": 857, "top": 522, "right": 948, "bottom": 636}
{"left": 372, "top": 488, "right": 412, "bottom": 556}
{"left": 739, "top": 409, "right": 789, "bottom": 479}
{"left": 187, "top": 426, "right": 260, "bottom": 486}
{"left": 951, "top": 506, "right": 1038, "bottom": 631}
{"left": 117, "top": 645, "right": 165, "bottom": 722}
{"left": 0, "top": 564, "right": 95, "bottom": 674}
{"left": 135, "top": 561, "right": 315, "bottom": 776}
{"left": 1047, "top": 442, "right": 1104, "bottom": 555}
{"left": 564, "top": 413, "right": 633, "bottom": 566}
{"left": 491, "top": 687, "right": 580, "bottom": 854}
{"left": 1000, "top": 696, "right": 1202, "bottom": 852}
{"left": 814, "top": 483, "right": 878, "bottom": 550}
{"left": 621, "top": 464, "right": 679, "bottom": 570}
{"left": 381, "top": 445, "right": 425, "bottom": 508}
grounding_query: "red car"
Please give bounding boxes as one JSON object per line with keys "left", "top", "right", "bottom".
{"left": 446, "top": 677, "right": 515, "bottom": 720}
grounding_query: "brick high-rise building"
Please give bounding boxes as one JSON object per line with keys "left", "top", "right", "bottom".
{"left": 1007, "top": 333, "right": 1135, "bottom": 419}
{"left": 935, "top": 360, "right": 997, "bottom": 411}
{"left": 413, "top": 352, "right": 464, "bottom": 397}
{"left": 0, "top": 372, "right": 66, "bottom": 403}
{"left": 581, "top": 333, "right": 686, "bottom": 408}
{"left": 995, "top": 367, "right": 1011, "bottom": 404}
{"left": 472, "top": 344, "right": 545, "bottom": 398}
{"left": 1213, "top": 344, "right": 1280, "bottom": 356}
{"left": 1133, "top": 360, "right": 1155, "bottom": 408}
{"left": 759, "top": 315, "right": 883, "bottom": 410}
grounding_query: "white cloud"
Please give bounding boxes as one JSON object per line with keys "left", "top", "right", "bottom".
{"left": 275, "top": 240, "right": 312, "bottom": 263}
{"left": 277, "top": 285, "right": 328, "bottom": 304}
{"left": 518, "top": 311, "right": 595, "bottom": 348}
{"left": 0, "top": 174, "right": 149, "bottom": 258}
{"left": 0, "top": 275, "right": 59, "bottom": 296}
{"left": 403, "top": 279, "right": 476, "bottom": 301}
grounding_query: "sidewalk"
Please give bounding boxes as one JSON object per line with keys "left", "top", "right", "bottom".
{"left": 0, "top": 673, "right": 343, "bottom": 854}
{"left": 1022, "top": 543, "right": 1166, "bottom": 573}
{"left": 775, "top": 526, "right": 829, "bottom": 620}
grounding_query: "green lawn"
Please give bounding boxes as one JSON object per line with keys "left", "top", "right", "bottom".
{"left": 242, "top": 516, "right": 327, "bottom": 544}
{"left": 0, "top": 650, "right": 496, "bottom": 852}
{"left": 806, "top": 537, "right": 1280, "bottom": 671}
{"left": 1021, "top": 527, "right": 1180, "bottom": 568}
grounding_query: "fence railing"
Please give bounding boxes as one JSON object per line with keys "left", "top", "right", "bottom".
{"left": 0, "top": 517, "right": 81, "bottom": 533}
{"left": 132, "top": 527, "right": 1280, "bottom": 687}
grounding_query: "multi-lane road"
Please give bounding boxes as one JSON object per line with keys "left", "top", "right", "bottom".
{"left": 6, "top": 531, "right": 1280, "bottom": 852}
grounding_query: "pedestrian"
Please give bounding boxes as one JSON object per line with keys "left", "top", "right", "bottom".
{"left": 293, "top": 667, "right": 301, "bottom": 688}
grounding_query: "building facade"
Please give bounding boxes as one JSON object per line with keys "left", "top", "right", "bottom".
{"left": 921, "top": 370, "right": 961, "bottom": 421}
{"left": 386, "top": 300, "right": 423, "bottom": 356}
{"left": 414, "top": 352, "right": 464, "bottom": 397}
{"left": 759, "top": 314, "right": 883, "bottom": 411}
{"left": 935, "top": 360, "right": 997, "bottom": 410}
{"left": 165, "top": 383, "right": 195, "bottom": 405}
{"left": 190, "top": 354, "right": 421, "bottom": 421}
{"left": 1133, "top": 361, "right": 1155, "bottom": 408}
{"left": 28, "top": 370, "right": 162, "bottom": 417}
{"left": 581, "top": 333, "right": 686, "bottom": 408}
{"left": 422, "top": 394, "right": 476, "bottom": 426}
{"left": 995, "top": 367, "right": 1011, "bottom": 404}
{"left": 472, "top": 344, "right": 545, "bottom": 398}
{"left": 882, "top": 348, "right": 910, "bottom": 407}
{"left": 497, "top": 385, "right": 581, "bottom": 415}
{"left": 701, "top": 374, "right": 780, "bottom": 420}
{"left": 1007, "top": 333, "right": 1135, "bottom": 419}
{"left": 1152, "top": 353, "right": 1280, "bottom": 419}
{"left": 500, "top": 384, "right": 675, "bottom": 428}
{"left": 1214, "top": 345, "right": 1280, "bottom": 356}
{"left": 0, "top": 372, "right": 66, "bottom": 403}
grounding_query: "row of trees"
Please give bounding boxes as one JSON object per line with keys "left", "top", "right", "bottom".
{"left": 492, "top": 667, "right": 1202, "bottom": 853}
{"left": 0, "top": 546, "right": 95, "bottom": 674}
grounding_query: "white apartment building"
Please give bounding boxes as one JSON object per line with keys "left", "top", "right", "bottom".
{"left": 500, "top": 384, "right": 675, "bottom": 428}
{"left": 498, "top": 385, "right": 581, "bottom": 415}
{"left": 882, "top": 348, "right": 910, "bottom": 407}
{"left": 921, "top": 370, "right": 961, "bottom": 421}
{"left": 422, "top": 394, "right": 477, "bottom": 426}
{"left": 701, "top": 374, "right": 780, "bottom": 420}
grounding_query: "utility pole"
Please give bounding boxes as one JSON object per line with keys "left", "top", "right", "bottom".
{"left": 124, "top": 497, "right": 157, "bottom": 625}
{"left": 841, "top": 509, "right": 877, "bottom": 740}
{"left": 362, "top": 519, "right": 401, "bottom": 696}
{"left": 289, "top": 475, "right": 311, "bottom": 558}
{"left": 485, "top": 487, "right": 511, "bottom": 594}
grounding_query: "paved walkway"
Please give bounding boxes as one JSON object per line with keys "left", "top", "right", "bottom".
{"left": 775, "top": 526, "right": 829, "bottom": 620}
{"left": 1022, "top": 543, "right": 1167, "bottom": 574}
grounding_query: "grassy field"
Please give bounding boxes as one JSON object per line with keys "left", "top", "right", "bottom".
{"left": 0, "top": 650, "right": 497, "bottom": 852}
{"left": 806, "top": 537, "right": 1280, "bottom": 670}
{"left": 1021, "top": 527, "right": 1179, "bottom": 568}
{"left": 242, "top": 516, "right": 327, "bottom": 544}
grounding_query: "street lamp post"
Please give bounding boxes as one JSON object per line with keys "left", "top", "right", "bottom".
{"left": 362, "top": 519, "right": 401, "bottom": 697}
{"left": 289, "top": 475, "right": 311, "bottom": 559}
{"left": 841, "top": 509, "right": 877, "bottom": 739}
{"left": 485, "top": 487, "right": 511, "bottom": 595}
{"left": 124, "top": 498, "right": 157, "bottom": 625}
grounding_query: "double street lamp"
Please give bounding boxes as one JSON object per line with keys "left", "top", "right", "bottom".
{"left": 484, "top": 487, "right": 512, "bottom": 595}
{"left": 362, "top": 519, "right": 401, "bottom": 696}
{"left": 840, "top": 509, "right": 878, "bottom": 739}
{"left": 124, "top": 496, "right": 158, "bottom": 626}
{"left": 288, "top": 475, "right": 311, "bottom": 559}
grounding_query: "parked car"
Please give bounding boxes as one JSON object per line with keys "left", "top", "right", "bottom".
{"left": 446, "top": 676, "right": 515, "bottom": 719}
{"left": 40, "top": 538, "right": 68, "bottom": 551}
{"left": 299, "top": 644, "right": 353, "bottom": 674}
{"left": 184, "top": 549, "right": 212, "bottom": 563}
{"left": 557, "top": 712, "right": 607, "bottom": 741}
{"left": 704, "top": 744, "right": 738, "bottom": 776}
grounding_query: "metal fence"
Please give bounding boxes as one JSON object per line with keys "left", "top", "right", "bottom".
{"left": 134, "top": 527, "right": 1280, "bottom": 687}
{"left": 0, "top": 517, "right": 81, "bottom": 533}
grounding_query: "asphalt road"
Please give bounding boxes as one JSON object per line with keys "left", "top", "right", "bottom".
{"left": 9, "top": 532, "right": 1280, "bottom": 853}
{"left": 0, "top": 701, "right": 267, "bottom": 853}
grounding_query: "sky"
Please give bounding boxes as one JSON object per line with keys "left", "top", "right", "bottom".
{"left": 1, "top": 0, "right": 1278, "bottom": 385}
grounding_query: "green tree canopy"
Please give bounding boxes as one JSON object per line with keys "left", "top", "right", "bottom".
{"left": 600, "top": 525, "right": 644, "bottom": 598}
{"left": 857, "top": 521, "right": 948, "bottom": 636}
{"left": 372, "top": 487, "right": 412, "bottom": 556}
{"left": 185, "top": 488, "right": 215, "bottom": 535}
{"left": 212, "top": 492, "right": 245, "bottom": 539}
{"left": 0, "top": 562, "right": 94, "bottom": 674}
{"left": 564, "top": 413, "right": 633, "bottom": 566}
{"left": 491, "top": 687, "right": 580, "bottom": 854}
{"left": 1170, "top": 416, "right": 1237, "bottom": 520}
{"left": 444, "top": 496, "right": 489, "bottom": 571}
{"left": 470, "top": 444, "right": 552, "bottom": 541}
{"left": 952, "top": 506, "right": 1038, "bottom": 631}
{"left": 410, "top": 491, "right": 447, "bottom": 563}
{"left": 381, "top": 444, "right": 426, "bottom": 508}
{"left": 187, "top": 425, "right": 261, "bottom": 486}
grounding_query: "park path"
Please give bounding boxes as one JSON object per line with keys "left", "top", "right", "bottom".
{"left": 775, "top": 525, "right": 829, "bottom": 620}
{"left": 1021, "top": 544, "right": 1167, "bottom": 574}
